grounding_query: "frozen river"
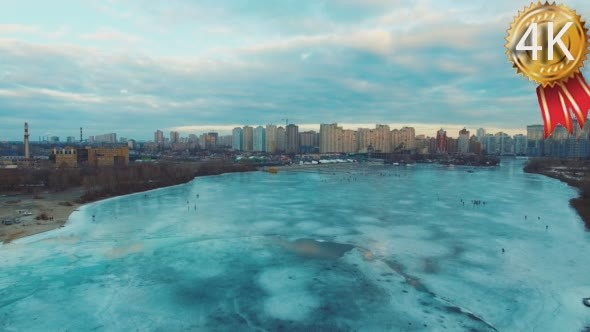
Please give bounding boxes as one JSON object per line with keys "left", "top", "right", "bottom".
{"left": 1, "top": 159, "right": 590, "bottom": 331}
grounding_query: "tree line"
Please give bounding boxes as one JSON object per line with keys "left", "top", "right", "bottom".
{"left": 0, "top": 161, "right": 256, "bottom": 203}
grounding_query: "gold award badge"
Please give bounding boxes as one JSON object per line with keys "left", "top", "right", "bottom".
{"left": 506, "top": 2, "right": 590, "bottom": 137}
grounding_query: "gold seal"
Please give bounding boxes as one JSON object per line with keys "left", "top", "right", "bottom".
{"left": 506, "top": 2, "right": 590, "bottom": 87}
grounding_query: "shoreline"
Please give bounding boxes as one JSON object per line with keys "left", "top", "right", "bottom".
{"left": 0, "top": 165, "right": 256, "bottom": 244}
{"left": 0, "top": 188, "right": 84, "bottom": 244}
{"left": 524, "top": 166, "right": 590, "bottom": 229}
{"left": 1, "top": 163, "right": 368, "bottom": 243}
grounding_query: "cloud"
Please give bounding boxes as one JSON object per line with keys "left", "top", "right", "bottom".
{"left": 0, "top": 24, "right": 39, "bottom": 35}
{"left": 2, "top": 0, "right": 576, "bottom": 140}
{"left": 81, "top": 27, "right": 143, "bottom": 44}
{"left": 235, "top": 28, "right": 393, "bottom": 57}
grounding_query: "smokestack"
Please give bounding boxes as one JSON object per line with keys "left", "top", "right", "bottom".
{"left": 80, "top": 127, "right": 83, "bottom": 143}
{"left": 24, "top": 122, "right": 30, "bottom": 159}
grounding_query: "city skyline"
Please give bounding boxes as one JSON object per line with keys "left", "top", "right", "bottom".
{"left": 2, "top": 118, "right": 589, "bottom": 159}
{"left": 2, "top": 1, "right": 590, "bottom": 140}
{"left": 1, "top": 121, "right": 529, "bottom": 143}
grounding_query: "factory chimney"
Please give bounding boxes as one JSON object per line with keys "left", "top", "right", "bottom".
{"left": 80, "top": 127, "right": 83, "bottom": 143}
{"left": 24, "top": 122, "right": 30, "bottom": 159}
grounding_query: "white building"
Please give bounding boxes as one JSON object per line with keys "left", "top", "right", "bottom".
{"left": 95, "top": 133, "right": 117, "bottom": 144}
{"left": 458, "top": 128, "right": 470, "bottom": 154}
{"left": 253, "top": 126, "right": 266, "bottom": 152}
{"left": 476, "top": 128, "right": 486, "bottom": 142}
{"left": 232, "top": 127, "right": 243, "bottom": 151}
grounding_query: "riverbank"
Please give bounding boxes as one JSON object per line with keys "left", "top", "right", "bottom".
{"left": 0, "top": 188, "right": 83, "bottom": 243}
{"left": 524, "top": 159, "right": 590, "bottom": 229}
{"left": 0, "top": 162, "right": 256, "bottom": 243}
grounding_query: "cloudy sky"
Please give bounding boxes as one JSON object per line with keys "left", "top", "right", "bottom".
{"left": 1, "top": 0, "right": 590, "bottom": 141}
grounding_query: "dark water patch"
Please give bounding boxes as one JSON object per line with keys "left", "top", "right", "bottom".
{"left": 450, "top": 244, "right": 466, "bottom": 258}
{"left": 280, "top": 238, "right": 355, "bottom": 260}
{"left": 423, "top": 257, "right": 439, "bottom": 274}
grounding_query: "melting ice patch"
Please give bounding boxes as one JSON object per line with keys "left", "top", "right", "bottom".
{"left": 258, "top": 267, "right": 320, "bottom": 321}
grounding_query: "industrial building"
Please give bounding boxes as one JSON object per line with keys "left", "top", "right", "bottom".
{"left": 51, "top": 146, "right": 129, "bottom": 167}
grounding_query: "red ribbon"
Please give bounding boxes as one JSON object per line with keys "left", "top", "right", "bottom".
{"left": 536, "top": 73, "right": 590, "bottom": 138}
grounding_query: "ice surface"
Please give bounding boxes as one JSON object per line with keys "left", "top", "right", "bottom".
{"left": 1, "top": 159, "right": 590, "bottom": 331}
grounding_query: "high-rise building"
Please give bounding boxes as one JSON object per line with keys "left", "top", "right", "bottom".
{"left": 476, "top": 128, "right": 486, "bottom": 142}
{"left": 484, "top": 134, "right": 497, "bottom": 154}
{"left": 299, "top": 131, "right": 318, "bottom": 154}
{"left": 550, "top": 125, "right": 570, "bottom": 141}
{"left": 566, "top": 136, "right": 590, "bottom": 158}
{"left": 415, "top": 135, "right": 430, "bottom": 155}
{"left": 539, "top": 120, "right": 590, "bottom": 158}
{"left": 428, "top": 137, "right": 437, "bottom": 154}
{"left": 197, "top": 133, "right": 214, "bottom": 149}
{"left": 436, "top": 129, "right": 447, "bottom": 154}
{"left": 496, "top": 132, "right": 513, "bottom": 155}
{"left": 198, "top": 133, "right": 207, "bottom": 149}
{"left": 154, "top": 130, "right": 164, "bottom": 145}
{"left": 583, "top": 119, "right": 590, "bottom": 139}
{"left": 357, "top": 128, "right": 373, "bottom": 153}
{"left": 341, "top": 129, "right": 357, "bottom": 153}
{"left": 67, "top": 136, "right": 77, "bottom": 144}
{"left": 446, "top": 137, "right": 458, "bottom": 154}
{"left": 253, "top": 126, "right": 266, "bottom": 152}
{"left": 232, "top": 127, "right": 243, "bottom": 151}
{"left": 94, "top": 133, "right": 117, "bottom": 144}
{"left": 458, "top": 128, "right": 470, "bottom": 154}
{"left": 399, "top": 127, "right": 416, "bottom": 150}
{"left": 286, "top": 124, "right": 299, "bottom": 154}
{"left": 265, "top": 125, "right": 278, "bottom": 153}
{"left": 527, "top": 125, "right": 544, "bottom": 156}
{"left": 390, "top": 129, "right": 401, "bottom": 152}
{"left": 170, "top": 131, "right": 180, "bottom": 144}
{"left": 572, "top": 119, "right": 584, "bottom": 139}
{"left": 527, "top": 125, "right": 544, "bottom": 140}
{"left": 197, "top": 132, "right": 218, "bottom": 150}
{"left": 320, "top": 123, "right": 342, "bottom": 153}
{"left": 276, "top": 126, "right": 286, "bottom": 152}
{"left": 218, "top": 135, "right": 232, "bottom": 147}
{"left": 373, "top": 125, "right": 391, "bottom": 152}
{"left": 242, "top": 126, "right": 254, "bottom": 152}
{"left": 469, "top": 136, "right": 482, "bottom": 155}
{"left": 208, "top": 132, "right": 219, "bottom": 146}
{"left": 514, "top": 134, "right": 527, "bottom": 155}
